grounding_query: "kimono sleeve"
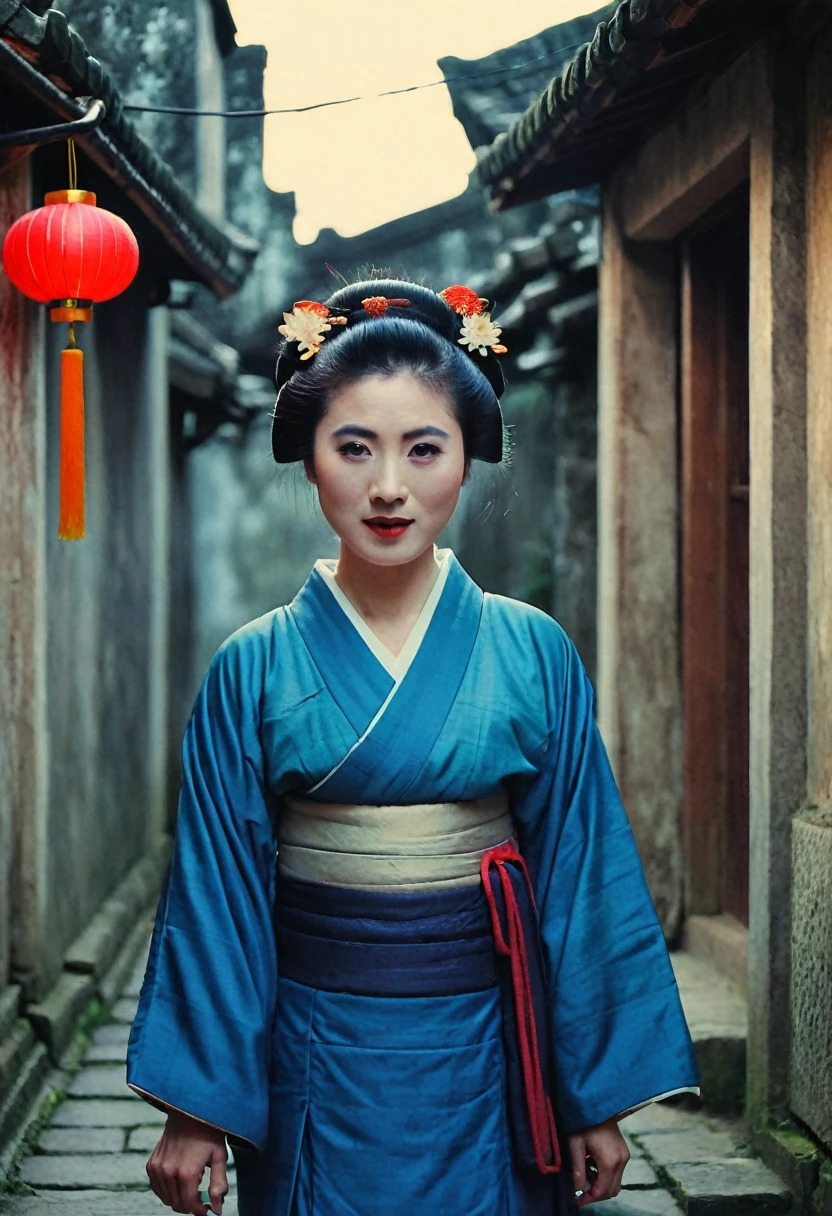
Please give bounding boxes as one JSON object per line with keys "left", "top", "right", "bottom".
{"left": 515, "top": 629, "right": 699, "bottom": 1134}
{"left": 127, "top": 631, "right": 277, "bottom": 1151}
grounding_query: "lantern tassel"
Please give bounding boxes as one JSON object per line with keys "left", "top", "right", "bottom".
{"left": 59, "top": 330, "right": 85, "bottom": 540}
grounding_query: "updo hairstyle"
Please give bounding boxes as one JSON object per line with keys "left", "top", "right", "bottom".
{"left": 271, "top": 279, "right": 506, "bottom": 465}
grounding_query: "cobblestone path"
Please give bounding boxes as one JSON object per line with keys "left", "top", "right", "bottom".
{"left": 2, "top": 936, "right": 239, "bottom": 1215}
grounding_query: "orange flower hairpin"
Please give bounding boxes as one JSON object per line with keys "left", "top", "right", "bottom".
{"left": 440, "top": 285, "right": 507, "bottom": 356}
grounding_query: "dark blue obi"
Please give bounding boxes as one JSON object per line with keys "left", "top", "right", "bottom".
{"left": 276, "top": 849, "right": 565, "bottom": 1176}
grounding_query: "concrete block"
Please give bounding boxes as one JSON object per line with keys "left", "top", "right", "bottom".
{"left": 37, "top": 1126, "right": 125, "bottom": 1154}
{"left": 0, "top": 1019, "right": 36, "bottom": 1099}
{"left": 26, "top": 972, "right": 96, "bottom": 1062}
{"left": 18, "top": 1152, "right": 152, "bottom": 1189}
{"left": 67, "top": 1065, "right": 135, "bottom": 1100}
{"left": 110, "top": 997, "right": 138, "bottom": 1025}
{"left": 671, "top": 953, "right": 747, "bottom": 1034}
{"left": 621, "top": 1104, "right": 702, "bottom": 1135}
{"left": 0, "top": 1193, "right": 235, "bottom": 1215}
{"left": 0, "top": 984, "right": 22, "bottom": 1041}
{"left": 63, "top": 900, "right": 132, "bottom": 982}
{"left": 667, "top": 1159, "right": 792, "bottom": 1215}
{"left": 790, "top": 812, "right": 832, "bottom": 1151}
{"left": 122, "top": 937, "right": 153, "bottom": 1000}
{"left": 638, "top": 1126, "right": 745, "bottom": 1165}
{"left": 63, "top": 858, "right": 158, "bottom": 983}
{"left": 817, "top": 1159, "right": 832, "bottom": 1216}
{"left": 87, "top": 1024, "right": 131, "bottom": 1049}
{"left": 753, "top": 1124, "right": 820, "bottom": 1211}
{"left": 691, "top": 1037, "right": 747, "bottom": 1115}
{"left": 683, "top": 915, "right": 748, "bottom": 992}
{"left": 586, "top": 1191, "right": 684, "bottom": 1215}
{"left": 623, "top": 1156, "right": 661, "bottom": 1188}
{"left": 126, "top": 1125, "right": 164, "bottom": 1153}
{"left": 50, "top": 1099, "right": 165, "bottom": 1129}
{"left": 624, "top": 1131, "right": 647, "bottom": 1157}
{"left": 672, "top": 952, "right": 747, "bottom": 1114}
{"left": 82, "top": 1043, "right": 128, "bottom": 1064}
{"left": 0, "top": 1042, "right": 50, "bottom": 1154}
{"left": 99, "top": 917, "right": 153, "bottom": 1009}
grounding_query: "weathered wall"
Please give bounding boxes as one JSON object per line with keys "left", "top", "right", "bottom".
{"left": 55, "top": 0, "right": 200, "bottom": 193}
{"left": 746, "top": 37, "right": 807, "bottom": 1126}
{"left": 0, "top": 160, "right": 47, "bottom": 998}
{"left": 596, "top": 194, "right": 682, "bottom": 937}
{"left": 792, "top": 22, "right": 832, "bottom": 1146}
{"left": 39, "top": 278, "right": 170, "bottom": 992}
{"left": 455, "top": 362, "right": 597, "bottom": 679}
{"left": 790, "top": 810, "right": 832, "bottom": 1150}
{"left": 191, "top": 416, "right": 337, "bottom": 682}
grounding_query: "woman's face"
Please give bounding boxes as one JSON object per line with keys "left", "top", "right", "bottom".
{"left": 308, "top": 372, "right": 468, "bottom": 567}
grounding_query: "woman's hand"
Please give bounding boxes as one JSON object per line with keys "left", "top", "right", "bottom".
{"left": 569, "top": 1117, "right": 630, "bottom": 1207}
{"left": 146, "top": 1110, "right": 229, "bottom": 1215}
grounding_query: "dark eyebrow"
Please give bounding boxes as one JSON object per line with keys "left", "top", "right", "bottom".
{"left": 331, "top": 424, "right": 450, "bottom": 441}
{"left": 402, "top": 426, "right": 450, "bottom": 441}
{"left": 331, "top": 425, "right": 377, "bottom": 440}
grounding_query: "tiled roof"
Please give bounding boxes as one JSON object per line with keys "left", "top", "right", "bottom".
{"left": 169, "top": 311, "right": 273, "bottom": 449}
{"left": 438, "top": 6, "right": 612, "bottom": 152}
{"left": 0, "top": 0, "right": 258, "bottom": 297}
{"left": 477, "top": 0, "right": 788, "bottom": 209}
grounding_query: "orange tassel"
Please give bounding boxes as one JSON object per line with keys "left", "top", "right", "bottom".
{"left": 59, "top": 345, "right": 85, "bottom": 540}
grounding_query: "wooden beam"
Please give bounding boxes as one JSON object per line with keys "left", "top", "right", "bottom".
{"left": 619, "top": 50, "right": 759, "bottom": 241}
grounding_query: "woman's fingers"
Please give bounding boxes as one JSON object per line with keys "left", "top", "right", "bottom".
{"left": 569, "top": 1132, "right": 589, "bottom": 1198}
{"left": 208, "top": 1147, "right": 229, "bottom": 1214}
{"left": 143, "top": 1111, "right": 228, "bottom": 1213}
{"left": 170, "top": 1163, "right": 207, "bottom": 1214}
{"left": 147, "top": 1142, "right": 175, "bottom": 1211}
{"left": 573, "top": 1119, "right": 631, "bottom": 1206}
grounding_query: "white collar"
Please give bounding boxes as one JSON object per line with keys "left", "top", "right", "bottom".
{"left": 315, "top": 548, "right": 453, "bottom": 680}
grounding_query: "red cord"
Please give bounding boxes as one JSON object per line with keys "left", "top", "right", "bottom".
{"left": 481, "top": 842, "right": 562, "bottom": 1175}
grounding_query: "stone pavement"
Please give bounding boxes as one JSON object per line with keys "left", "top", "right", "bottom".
{"left": 0, "top": 935, "right": 240, "bottom": 1216}
{"left": 0, "top": 939, "right": 791, "bottom": 1216}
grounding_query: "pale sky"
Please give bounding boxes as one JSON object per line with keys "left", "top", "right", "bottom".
{"left": 227, "top": 0, "right": 602, "bottom": 244}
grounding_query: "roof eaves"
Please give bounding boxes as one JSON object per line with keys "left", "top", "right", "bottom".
{"left": 0, "top": 1, "right": 258, "bottom": 298}
{"left": 477, "top": 0, "right": 745, "bottom": 207}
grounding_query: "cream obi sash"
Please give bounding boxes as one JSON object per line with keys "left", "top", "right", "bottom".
{"left": 278, "top": 794, "right": 515, "bottom": 891}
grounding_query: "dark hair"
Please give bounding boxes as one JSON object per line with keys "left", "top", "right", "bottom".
{"left": 271, "top": 278, "right": 506, "bottom": 464}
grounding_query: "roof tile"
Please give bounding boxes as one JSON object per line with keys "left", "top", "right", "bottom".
{"left": 478, "top": 0, "right": 786, "bottom": 206}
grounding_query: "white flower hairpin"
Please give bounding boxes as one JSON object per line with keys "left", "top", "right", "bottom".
{"left": 278, "top": 300, "right": 346, "bottom": 359}
{"left": 439, "top": 284, "right": 507, "bottom": 357}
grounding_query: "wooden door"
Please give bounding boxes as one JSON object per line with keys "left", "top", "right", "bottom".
{"left": 680, "top": 201, "right": 750, "bottom": 926}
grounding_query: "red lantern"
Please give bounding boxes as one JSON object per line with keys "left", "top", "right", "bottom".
{"left": 2, "top": 186, "right": 139, "bottom": 539}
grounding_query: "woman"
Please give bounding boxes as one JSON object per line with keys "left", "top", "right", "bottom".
{"left": 127, "top": 279, "right": 699, "bottom": 1216}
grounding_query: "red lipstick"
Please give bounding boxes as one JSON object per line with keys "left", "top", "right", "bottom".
{"left": 364, "top": 516, "right": 413, "bottom": 540}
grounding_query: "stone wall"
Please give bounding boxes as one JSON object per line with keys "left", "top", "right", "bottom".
{"left": 54, "top": 0, "right": 201, "bottom": 193}
{"left": 790, "top": 810, "right": 832, "bottom": 1151}
{"left": 0, "top": 160, "right": 46, "bottom": 997}
{"left": 38, "top": 275, "right": 171, "bottom": 994}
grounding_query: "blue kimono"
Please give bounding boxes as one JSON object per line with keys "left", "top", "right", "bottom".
{"left": 127, "top": 552, "right": 698, "bottom": 1216}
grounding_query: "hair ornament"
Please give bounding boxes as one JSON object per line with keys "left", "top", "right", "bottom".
{"left": 440, "top": 284, "right": 508, "bottom": 356}
{"left": 361, "top": 295, "right": 412, "bottom": 316}
{"left": 278, "top": 300, "right": 343, "bottom": 360}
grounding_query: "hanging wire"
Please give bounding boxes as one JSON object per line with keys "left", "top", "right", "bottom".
{"left": 121, "top": 38, "right": 589, "bottom": 118}
{"left": 67, "top": 136, "right": 78, "bottom": 189}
